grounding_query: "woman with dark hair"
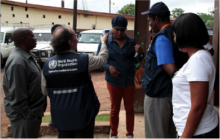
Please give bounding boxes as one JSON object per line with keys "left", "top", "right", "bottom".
{"left": 172, "top": 13, "right": 219, "bottom": 138}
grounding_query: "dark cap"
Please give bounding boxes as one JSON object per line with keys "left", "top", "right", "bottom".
{"left": 111, "top": 15, "right": 127, "bottom": 30}
{"left": 141, "top": 2, "right": 170, "bottom": 16}
{"left": 51, "top": 24, "right": 62, "bottom": 34}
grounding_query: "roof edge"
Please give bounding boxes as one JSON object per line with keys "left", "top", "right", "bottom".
{"left": 1, "top": 0, "right": 135, "bottom": 19}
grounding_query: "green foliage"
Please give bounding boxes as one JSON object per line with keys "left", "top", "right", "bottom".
{"left": 95, "top": 114, "right": 110, "bottom": 121}
{"left": 206, "top": 20, "right": 214, "bottom": 26}
{"left": 197, "top": 12, "right": 214, "bottom": 25}
{"left": 134, "top": 101, "right": 143, "bottom": 113}
{"left": 171, "top": 8, "right": 185, "bottom": 17}
{"left": 117, "top": 4, "right": 135, "bottom": 15}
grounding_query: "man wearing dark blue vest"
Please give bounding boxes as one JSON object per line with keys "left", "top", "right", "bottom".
{"left": 140, "top": 2, "right": 184, "bottom": 138}
{"left": 41, "top": 26, "right": 109, "bottom": 138}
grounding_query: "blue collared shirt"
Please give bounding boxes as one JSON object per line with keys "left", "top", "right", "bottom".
{"left": 97, "top": 34, "right": 144, "bottom": 87}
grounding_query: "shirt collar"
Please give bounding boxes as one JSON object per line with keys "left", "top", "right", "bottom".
{"left": 59, "top": 49, "right": 77, "bottom": 54}
{"left": 109, "top": 34, "right": 134, "bottom": 43}
{"left": 15, "top": 47, "right": 34, "bottom": 60}
{"left": 160, "top": 23, "right": 171, "bottom": 31}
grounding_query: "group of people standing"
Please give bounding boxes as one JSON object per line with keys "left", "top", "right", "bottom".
{"left": 96, "top": 2, "right": 219, "bottom": 139}
{"left": 2, "top": 1, "right": 219, "bottom": 138}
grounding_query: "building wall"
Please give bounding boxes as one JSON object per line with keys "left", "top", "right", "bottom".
{"left": 1, "top": 4, "right": 134, "bottom": 30}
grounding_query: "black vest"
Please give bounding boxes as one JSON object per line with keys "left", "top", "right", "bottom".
{"left": 141, "top": 26, "right": 187, "bottom": 97}
{"left": 43, "top": 52, "right": 100, "bottom": 130}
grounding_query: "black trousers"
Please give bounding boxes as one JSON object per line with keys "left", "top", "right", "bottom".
{"left": 58, "top": 118, "right": 95, "bottom": 138}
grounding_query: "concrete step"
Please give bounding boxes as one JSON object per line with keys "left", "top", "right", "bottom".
{"left": 38, "top": 133, "right": 110, "bottom": 138}
{"left": 5, "top": 121, "right": 110, "bottom": 138}
{"left": 4, "top": 133, "right": 110, "bottom": 138}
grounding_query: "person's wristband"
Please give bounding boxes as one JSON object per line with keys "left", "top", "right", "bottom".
{"left": 101, "top": 41, "right": 106, "bottom": 44}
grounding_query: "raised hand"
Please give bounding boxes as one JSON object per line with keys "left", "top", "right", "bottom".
{"left": 100, "top": 34, "right": 109, "bottom": 43}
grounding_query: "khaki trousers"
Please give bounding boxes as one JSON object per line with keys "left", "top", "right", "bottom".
{"left": 144, "top": 94, "right": 176, "bottom": 138}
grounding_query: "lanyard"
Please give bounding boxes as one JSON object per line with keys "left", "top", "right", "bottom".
{"left": 160, "top": 23, "right": 171, "bottom": 31}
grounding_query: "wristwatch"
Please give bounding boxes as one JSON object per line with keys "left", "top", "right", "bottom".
{"left": 101, "top": 41, "right": 106, "bottom": 44}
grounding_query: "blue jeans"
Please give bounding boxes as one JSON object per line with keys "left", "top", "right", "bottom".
{"left": 178, "top": 122, "right": 219, "bottom": 138}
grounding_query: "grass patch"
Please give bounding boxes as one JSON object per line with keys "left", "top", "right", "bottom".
{"left": 42, "top": 113, "right": 110, "bottom": 122}
{"left": 42, "top": 115, "right": 51, "bottom": 122}
{"left": 95, "top": 114, "right": 110, "bottom": 121}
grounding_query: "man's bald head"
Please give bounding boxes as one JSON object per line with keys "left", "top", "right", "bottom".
{"left": 53, "top": 26, "right": 75, "bottom": 38}
{"left": 12, "top": 27, "right": 32, "bottom": 46}
{"left": 51, "top": 26, "right": 77, "bottom": 54}
{"left": 53, "top": 26, "right": 64, "bottom": 38}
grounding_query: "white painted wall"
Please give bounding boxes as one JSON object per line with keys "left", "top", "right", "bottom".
{"left": 1, "top": 4, "right": 134, "bottom": 30}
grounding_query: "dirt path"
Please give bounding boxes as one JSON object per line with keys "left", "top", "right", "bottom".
{"left": 1, "top": 67, "right": 124, "bottom": 137}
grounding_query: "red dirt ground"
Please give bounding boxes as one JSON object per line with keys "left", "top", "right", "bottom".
{"left": 1, "top": 66, "right": 124, "bottom": 137}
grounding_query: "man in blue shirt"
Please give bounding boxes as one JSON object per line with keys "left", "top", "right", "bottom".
{"left": 140, "top": 2, "right": 181, "bottom": 138}
{"left": 153, "top": 35, "right": 175, "bottom": 65}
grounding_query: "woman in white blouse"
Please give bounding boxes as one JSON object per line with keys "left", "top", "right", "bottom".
{"left": 171, "top": 13, "right": 219, "bottom": 138}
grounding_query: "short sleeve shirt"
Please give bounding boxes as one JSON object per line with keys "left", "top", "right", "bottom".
{"left": 172, "top": 50, "right": 218, "bottom": 136}
{"left": 153, "top": 34, "right": 175, "bottom": 65}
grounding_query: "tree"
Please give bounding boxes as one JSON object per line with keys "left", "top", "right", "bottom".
{"left": 206, "top": 20, "right": 214, "bottom": 26}
{"left": 117, "top": 4, "right": 135, "bottom": 15}
{"left": 197, "top": 13, "right": 214, "bottom": 25}
{"left": 171, "top": 8, "right": 184, "bottom": 17}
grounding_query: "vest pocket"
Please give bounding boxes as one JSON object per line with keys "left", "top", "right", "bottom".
{"left": 141, "top": 73, "right": 152, "bottom": 93}
{"left": 145, "top": 56, "right": 152, "bottom": 69}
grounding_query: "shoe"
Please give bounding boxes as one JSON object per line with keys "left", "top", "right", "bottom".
{"left": 126, "top": 135, "right": 133, "bottom": 138}
{"left": 48, "top": 120, "right": 53, "bottom": 126}
{"left": 111, "top": 136, "right": 118, "bottom": 138}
